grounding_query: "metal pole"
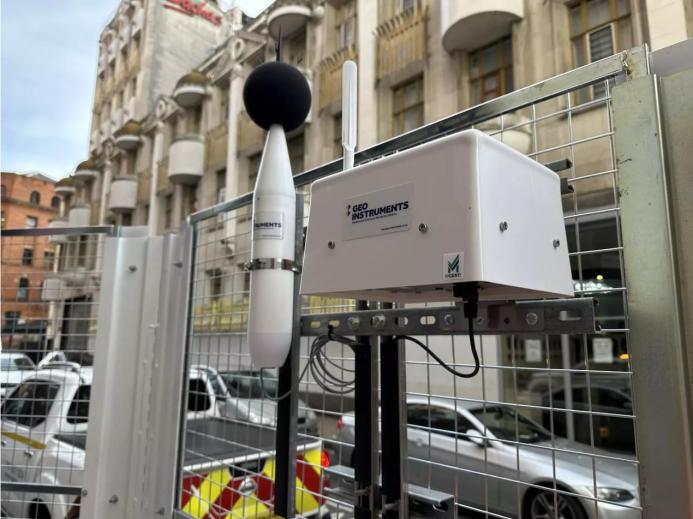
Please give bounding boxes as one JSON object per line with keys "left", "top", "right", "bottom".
{"left": 353, "top": 301, "right": 379, "bottom": 519}
{"left": 274, "top": 194, "right": 305, "bottom": 518}
{"left": 379, "top": 320, "right": 409, "bottom": 519}
{"left": 561, "top": 334, "right": 575, "bottom": 441}
{"left": 613, "top": 72, "right": 693, "bottom": 517}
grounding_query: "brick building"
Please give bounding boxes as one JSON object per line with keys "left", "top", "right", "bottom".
{"left": 1, "top": 172, "right": 60, "bottom": 351}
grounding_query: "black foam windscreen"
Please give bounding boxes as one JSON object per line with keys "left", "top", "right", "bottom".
{"left": 242, "top": 62, "right": 312, "bottom": 132}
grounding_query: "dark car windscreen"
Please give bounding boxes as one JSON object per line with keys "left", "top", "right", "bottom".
{"left": 471, "top": 406, "right": 551, "bottom": 444}
{"left": 1, "top": 380, "right": 60, "bottom": 427}
{"left": 221, "top": 373, "right": 278, "bottom": 399}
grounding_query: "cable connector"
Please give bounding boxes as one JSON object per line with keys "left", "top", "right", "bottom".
{"left": 453, "top": 282, "right": 480, "bottom": 320}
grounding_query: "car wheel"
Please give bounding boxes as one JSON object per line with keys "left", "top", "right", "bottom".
{"left": 525, "top": 489, "right": 586, "bottom": 519}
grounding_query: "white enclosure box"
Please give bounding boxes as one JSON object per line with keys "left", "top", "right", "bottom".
{"left": 300, "top": 130, "right": 573, "bottom": 303}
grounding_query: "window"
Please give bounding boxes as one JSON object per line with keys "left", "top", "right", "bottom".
{"left": 207, "top": 269, "right": 223, "bottom": 301}
{"left": 392, "top": 76, "right": 424, "bottom": 136}
{"left": 570, "top": 0, "right": 632, "bottom": 102}
{"left": 1, "top": 380, "right": 60, "bottom": 427}
{"left": 187, "top": 378, "right": 211, "bottom": 412}
{"left": 4, "top": 311, "right": 21, "bottom": 323}
{"left": 288, "top": 29, "right": 306, "bottom": 67}
{"left": 188, "top": 106, "right": 202, "bottom": 134}
{"left": 248, "top": 153, "right": 261, "bottom": 190}
{"left": 216, "top": 168, "right": 226, "bottom": 205}
{"left": 26, "top": 216, "right": 38, "bottom": 228}
{"left": 0, "top": 355, "right": 33, "bottom": 370}
{"left": 29, "top": 191, "right": 40, "bottom": 205}
{"left": 336, "top": 1, "right": 357, "bottom": 49}
{"left": 1, "top": 184, "right": 6, "bottom": 198}
{"left": 288, "top": 133, "right": 305, "bottom": 174}
{"left": 185, "top": 188, "right": 197, "bottom": 218}
{"left": 21, "top": 247, "right": 34, "bottom": 266}
{"left": 470, "top": 405, "right": 551, "bottom": 443}
{"left": 221, "top": 372, "right": 278, "bottom": 399}
{"left": 164, "top": 194, "right": 173, "bottom": 230}
{"left": 407, "top": 404, "right": 476, "bottom": 438}
{"left": 220, "top": 86, "right": 230, "bottom": 118}
{"left": 380, "top": 0, "right": 419, "bottom": 21}
{"left": 51, "top": 196, "right": 60, "bottom": 209}
{"left": 333, "top": 114, "right": 342, "bottom": 159}
{"left": 17, "top": 278, "right": 29, "bottom": 300}
{"left": 1, "top": 210, "right": 5, "bottom": 228}
{"left": 67, "top": 385, "right": 91, "bottom": 424}
{"left": 469, "top": 36, "right": 513, "bottom": 105}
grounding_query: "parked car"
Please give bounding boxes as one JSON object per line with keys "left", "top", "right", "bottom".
{"left": 1, "top": 368, "right": 330, "bottom": 519}
{"left": 334, "top": 396, "right": 639, "bottom": 519}
{"left": 541, "top": 384, "right": 635, "bottom": 454}
{"left": 218, "top": 369, "right": 319, "bottom": 435}
{"left": 0, "top": 352, "right": 36, "bottom": 398}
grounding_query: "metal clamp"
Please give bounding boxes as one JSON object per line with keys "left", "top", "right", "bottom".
{"left": 243, "top": 258, "right": 301, "bottom": 273}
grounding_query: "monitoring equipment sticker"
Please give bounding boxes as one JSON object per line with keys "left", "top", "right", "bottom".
{"left": 443, "top": 252, "right": 464, "bottom": 279}
{"left": 253, "top": 211, "right": 283, "bottom": 239}
{"left": 342, "top": 183, "right": 413, "bottom": 241}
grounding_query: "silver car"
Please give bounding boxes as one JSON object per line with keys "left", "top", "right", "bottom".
{"left": 334, "top": 396, "right": 639, "bottom": 519}
{"left": 217, "top": 369, "right": 319, "bottom": 435}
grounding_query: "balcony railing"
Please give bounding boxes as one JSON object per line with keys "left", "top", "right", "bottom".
{"left": 376, "top": 3, "right": 428, "bottom": 80}
{"left": 237, "top": 111, "right": 265, "bottom": 153}
{"left": 206, "top": 122, "right": 228, "bottom": 168}
{"left": 318, "top": 45, "right": 357, "bottom": 111}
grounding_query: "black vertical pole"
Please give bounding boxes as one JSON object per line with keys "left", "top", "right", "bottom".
{"left": 380, "top": 333, "right": 408, "bottom": 518}
{"left": 274, "top": 195, "right": 304, "bottom": 518}
{"left": 380, "top": 301, "right": 408, "bottom": 518}
{"left": 353, "top": 301, "right": 379, "bottom": 519}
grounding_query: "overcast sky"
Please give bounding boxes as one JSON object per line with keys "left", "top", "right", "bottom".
{"left": 0, "top": 0, "right": 272, "bottom": 180}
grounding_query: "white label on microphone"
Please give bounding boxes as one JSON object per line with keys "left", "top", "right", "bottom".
{"left": 253, "top": 211, "right": 283, "bottom": 239}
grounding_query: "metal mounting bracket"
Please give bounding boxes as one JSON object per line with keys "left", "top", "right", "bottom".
{"left": 300, "top": 298, "right": 596, "bottom": 337}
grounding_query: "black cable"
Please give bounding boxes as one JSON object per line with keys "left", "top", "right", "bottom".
{"left": 396, "top": 316, "right": 480, "bottom": 379}
{"left": 259, "top": 330, "right": 358, "bottom": 401}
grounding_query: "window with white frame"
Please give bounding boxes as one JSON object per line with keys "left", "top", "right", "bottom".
{"left": 336, "top": 1, "right": 357, "bottom": 49}
{"left": 570, "top": 0, "right": 632, "bottom": 102}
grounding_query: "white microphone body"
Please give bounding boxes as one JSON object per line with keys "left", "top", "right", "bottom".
{"left": 247, "top": 124, "right": 296, "bottom": 368}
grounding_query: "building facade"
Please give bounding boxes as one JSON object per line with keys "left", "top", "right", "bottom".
{"left": 48, "top": 0, "right": 692, "bottom": 397}
{"left": 0, "top": 172, "right": 60, "bottom": 352}
{"left": 64, "top": 0, "right": 693, "bottom": 237}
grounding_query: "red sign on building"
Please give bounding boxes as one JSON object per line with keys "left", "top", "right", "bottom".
{"left": 163, "top": 0, "right": 222, "bottom": 26}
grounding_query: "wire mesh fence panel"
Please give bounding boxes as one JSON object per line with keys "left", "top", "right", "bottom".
{"left": 1, "top": 227, "right": 109, "bottom": 519}
{"left": 176, "top": 51, "right": 645, "bottom": 519}
{"left": 177, "top": 205, "right": 340, "bottom": 519}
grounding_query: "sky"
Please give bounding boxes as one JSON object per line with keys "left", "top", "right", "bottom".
{"left": 0, "top": 0, "right": 272, "bottom": 180}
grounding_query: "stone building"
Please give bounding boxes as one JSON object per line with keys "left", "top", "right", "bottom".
{"left": 50, "top": 0, "right": 692, "bottom": 395}
{"left": 0, "top": 172, "right": 60, "bottom": 352}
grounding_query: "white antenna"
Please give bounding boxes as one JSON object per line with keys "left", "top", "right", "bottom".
{"left": 342, "top": 60, "right": 357, "bottom": 170}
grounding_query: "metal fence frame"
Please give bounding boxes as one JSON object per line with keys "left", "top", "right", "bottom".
{"left": 172, "top": 44, "right": 691, "bottom": 519}
{"left": 0, "top": 225, "right": 117, "bottom": 519}
{"left": 5, "top": 43, "right": 690, "bottom": 519}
